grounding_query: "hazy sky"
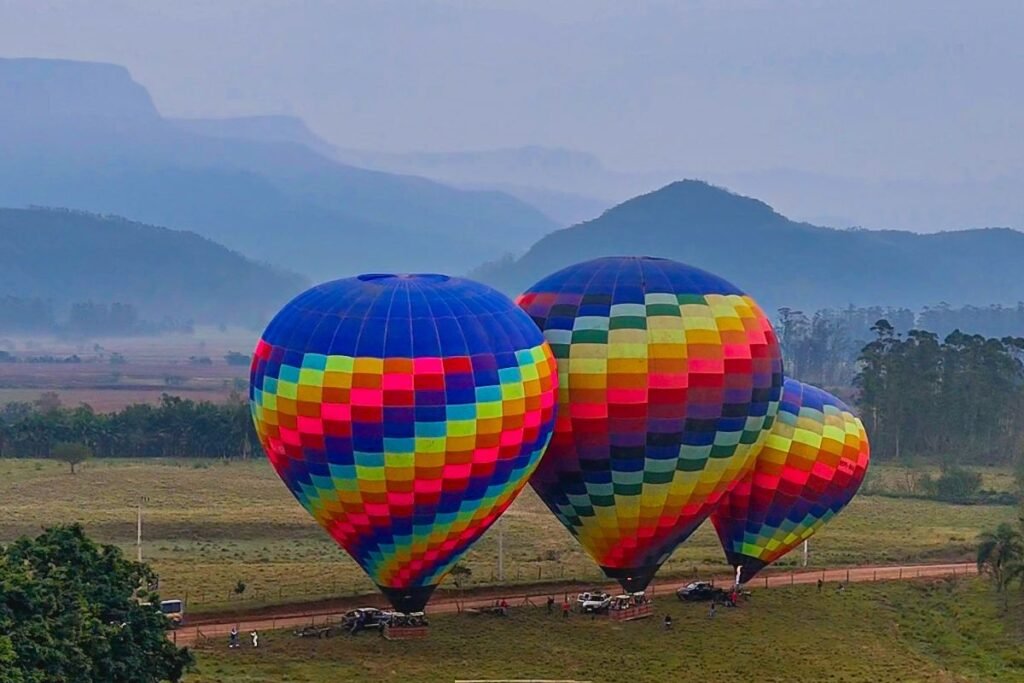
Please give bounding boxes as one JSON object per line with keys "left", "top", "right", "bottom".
{"left": 2, "top": 0, "right": 1022, "bottom": 182}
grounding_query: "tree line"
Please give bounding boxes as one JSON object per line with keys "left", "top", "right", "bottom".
{"left": 0, "top": 296, "right": 193, "bottom": 336}
{"left": 855, "top": 320, "right": 1024, "bottom": 464}
{"left": 3, "top": 311, "right": 1024, "bottom": 467}
{"left": 0, "top": 394, "right": 256, "bottom": 460}
{"left": 777, "top": 303, "right": 1024, "bottom": 388}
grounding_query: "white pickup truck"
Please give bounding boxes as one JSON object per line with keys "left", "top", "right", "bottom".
{"left": 576, "top": 590, "right": 611, "bottom": 613}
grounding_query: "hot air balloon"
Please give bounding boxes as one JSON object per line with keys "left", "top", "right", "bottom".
{"left": 250, "top": 274, "right": 557, "bottom": 613}
{"left": 517, "top": 257, "right": 783, "bottom": 591}
{"left": 711, "top": 378, "right": 870, "bottom": 583}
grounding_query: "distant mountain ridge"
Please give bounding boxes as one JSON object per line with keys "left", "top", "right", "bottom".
{"left": 0, "top": 58, "right": 558, "bottom": 279}
{"left": 475, "top": 180, "right": 1024, "bottom": 313}
{"left": 333, "top": 145, "right": 647, "bottom": 225}
{"left": 172, "top": 115, "right": 339, "bottom": 158}
{"left": 0, "top": 207, "right": 306, "bottom": 327}
{"left": 333, "top": 141, "right": 1024, "bottom": 236}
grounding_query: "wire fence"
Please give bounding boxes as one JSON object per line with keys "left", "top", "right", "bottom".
{"left": 177, "top": 560, "right": 977, "bottom": 611}
{"left": 172, "top": 562, "right": 979, "bottom": 647}
{"left": 178, "top": 559, "right": 723, "bottom": 610}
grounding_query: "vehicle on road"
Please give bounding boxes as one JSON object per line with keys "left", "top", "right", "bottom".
{"left": 676, "top": 581, "right": 722, "bottom": 602}
{"left": 576, "top": 590, "right": 612, "bottom": 613}
{"left": 341, "top": 607, "right": 387, "bottom": 633}
{"left": 141, "top": 599, "right": 185, "bottom": 627}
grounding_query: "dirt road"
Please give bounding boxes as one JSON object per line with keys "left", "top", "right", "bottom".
{"left": 170, "top": 561, "right": 975, "bottom": 646}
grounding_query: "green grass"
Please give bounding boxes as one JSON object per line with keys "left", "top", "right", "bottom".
{"left": 187, "top": 578, "right": 1024, "bottom": 682}
{"left": 0, "top": 459, "right": 1016, "bottom": 610}
{"left": 863, "top": 464, "right": 1019, "bottom": 494}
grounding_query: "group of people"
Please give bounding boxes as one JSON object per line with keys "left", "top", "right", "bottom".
{"left": 708, "top": 587, "right": 741, "bottom": 617}
{"left": 545, "top": 595, "right": 573, "bottom": 617}
{"left": 228, "top": 627, "right": 258, "bottom": 649}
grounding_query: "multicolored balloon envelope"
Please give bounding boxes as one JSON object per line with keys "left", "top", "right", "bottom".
{"left": 517, "top": 257, "right": 784, "bottom": 591}
{"left": 250, "top": 274, "right": 558, "bottom": 612}
{"left": 711, "top": 378, "right": 870, "bottom": 583}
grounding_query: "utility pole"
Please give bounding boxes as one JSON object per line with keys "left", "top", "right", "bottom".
{"left": 497, "top": 515, "right": 505, "bottom": 582}
{"left": 136, "top": 496, "right": 149, "bottom": 563}
{"left": 802, "top": 539, "right": 809, "bottom": 567}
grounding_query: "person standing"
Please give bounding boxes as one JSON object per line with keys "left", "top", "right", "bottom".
{"left": 562, "top": 598, "right": 571, "bottom": 618}
{"left": 229, "top": 626, "right": 239, "bottom": 649}
{"left": 250, "top": 630, "right": 259, "bottom": 648}
{"left": 708, "top": 602, "right": 716, "bottom": 619}
{"left": 547, "top": 596, "right": 555, "bottom": 614}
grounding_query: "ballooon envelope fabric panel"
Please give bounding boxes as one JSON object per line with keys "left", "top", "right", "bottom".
{"left": 711, "top": 378, "right": 870, "bottom": 582}
{"left": 250, "top": 274, "right": 557, "bottom": 612}
{"left": 517, "top": 257, "right": 783, "bottom": 590}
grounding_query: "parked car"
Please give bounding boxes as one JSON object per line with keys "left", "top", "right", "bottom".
{"left": 341, "top": 607, "right": 387, "bottom": 633}
{"left": 576, "top": 590, "right": 612, "bottom": 613}
{"left": 139, "top": 599, "right": 184, "bottom": 627}
{"left": 676, "top": 581, "right": 720, "bottom": 602}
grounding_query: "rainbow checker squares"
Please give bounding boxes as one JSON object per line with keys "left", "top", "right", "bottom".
{"left": 250, "top": 273, "right": 557, "bottom": 613}
{"left": 517, "top": 256, "right": 783, "bottom": 591}
{"left": 711, "top": 378, "right": 870, "bottom": 583}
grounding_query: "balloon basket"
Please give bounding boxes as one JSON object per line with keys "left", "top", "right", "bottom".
{"left": 608, "top": 603, "right": 653, "bottom": 622}
{"left": 384, "top": 625, "right": 430, "bottom": 641}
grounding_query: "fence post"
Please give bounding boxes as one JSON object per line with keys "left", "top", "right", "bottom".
{"left": 764, "top": 576, "right": 769, "bottom": 589}
{"left": 898, "top": 568, "right": 902, "bottom": 580}
{"left": 873, "top": 571, "right": 876, "bottom": 582}
{"left": 790, "top": 571, "right": 794, "bottom": 586}
{"left": 846, "top": 569, "right": 850, "bottom": 583}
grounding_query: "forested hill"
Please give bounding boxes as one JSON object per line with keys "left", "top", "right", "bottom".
{"left": 0, "top": 208, "right": 306, "bottom": 329}
{"left": 474, "top": 180, "right": 1024, "bottom": 312}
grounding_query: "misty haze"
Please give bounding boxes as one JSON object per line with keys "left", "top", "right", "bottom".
{"left": 1, "top": 2, "right": 1023, "bottom": 682}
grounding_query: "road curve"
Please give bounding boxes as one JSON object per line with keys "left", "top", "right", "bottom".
{"left": 170, "top": 562, "right": 976, "bottom": 647}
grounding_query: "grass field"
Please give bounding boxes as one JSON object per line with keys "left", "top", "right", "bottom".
{"left": 0, "top": 459, "right": 1016, "bottom": 611}
{"left": 186, "top": 578, "right": 1024, "bottom": 682}
{"left": 863, "top": 464, "right": 1019, "bottom": 495}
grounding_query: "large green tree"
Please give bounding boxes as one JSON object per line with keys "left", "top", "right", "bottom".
{"left": 0, "top": 525, "right": 192, "bottom": 682}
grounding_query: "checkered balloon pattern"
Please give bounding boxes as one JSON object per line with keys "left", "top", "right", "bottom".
{"left": 250, "top": 274, "right": 557, "bottom": 613}
{"left": 711, "top": 378, "right": 870, "bottom": 583}
{"left": 517, "top": 257, "right": 784, "bottom": 591}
